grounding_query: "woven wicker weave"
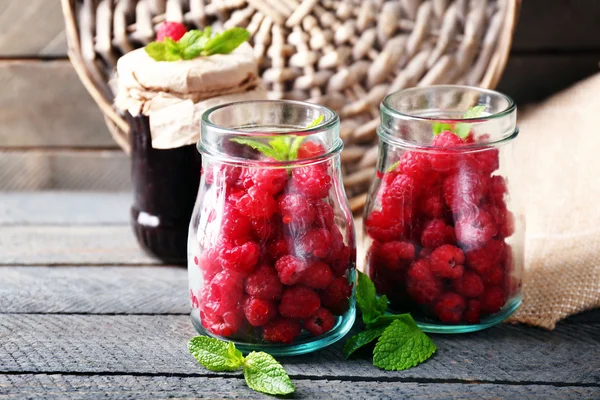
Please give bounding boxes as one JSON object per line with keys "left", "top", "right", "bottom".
{"left": 61, "top": 0, "right": 519, "bottom": 211}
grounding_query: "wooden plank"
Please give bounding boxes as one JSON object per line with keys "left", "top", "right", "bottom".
{"left": 0, "top": 192, "right": 130, "bottom": 226}
{"left": 0, "top": 266, "right": 186, "bottom": 314}
{"left": 1, "top": 314, "right": 598, "bottom": 384}
{"left": 498, "top": 54, "right": 600, "bottom": 105}
{"left": 0, "top": 0, "right": 67, "bottom": 57}
{"left": 511, "top": 0, "right": 600, "bottom": 52}
{"left": 1, "top": 375, "right": 598, "bottom": 400}
{"left": 0, "top": 151, "right": 130, "bottom": 191}
{"left": 0, "top": 226, "right": 157, "bottom": 265}
{"left": 0, "top": 61, "right": 114, "bottom": 148}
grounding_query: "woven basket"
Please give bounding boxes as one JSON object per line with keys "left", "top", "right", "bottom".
{"left": 62, "top": 0, "right": 519, "bottom": 212}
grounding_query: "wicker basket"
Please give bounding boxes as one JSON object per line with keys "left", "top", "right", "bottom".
{"left": 62, "top": 0, "right": 519, "bottom": 212}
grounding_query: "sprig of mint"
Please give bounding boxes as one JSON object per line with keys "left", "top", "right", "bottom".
{"left": 188, "top": 336, "right": 295, "bottom": 395}
{"left": 432, "top": 105, "right": 486, "bottom": 139}
{"left": 230, "top": 115, "right": 324, "bottom": 161}
{"left": 343, "top": 272, "right": 436, "bottom": 371}
{"left": 146, "top": 27, "right": 250, "bottom": 61}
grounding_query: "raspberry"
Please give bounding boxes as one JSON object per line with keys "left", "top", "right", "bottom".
{"left": 326, "top": 225, "right": 345, "bottom": 262}
{"left": 499, "top": 210, "right": 515, "bottom": 238}
{"left": 399, "top": 151, "right": 431, "bottom": 181}
{"left": 279, "top": 286, "right": 321, "bottom": 319}
{"left": 443, "top": 170, "right": 489, "bottom": 213}
{"left": 482, "top": 266, "right": 505, "bottom": 286}
{"left": 275, "top": 255, "right": 308, "bottom": 285}
{"left": 250, "top": 217, "right": 280, "bottom": 241}
{"left": 217, "top": 241, "right": 260, "bottom": 275}
{"left": 297, "top": 228, "right": 332, "bottom": 259}
{"left": 236, "top": 186, "right": 278, "bottom": 219}
{"left": 244, "top": 265, "right": 283, "bottom": 300}
{"left": 365, "top": 209, "right": 406, "bottom": 242}
{"left": 488, "top": 175, "right": 508, "bottom": 204}
{"left": 156, "top": 21, "right": 187, "bottom": 41}
{"left": 420, "top": 188, "right": 445, "bottom": 218}
{"left": 445, "top": 225, "right": 457, "bottom": 244}
{"left": 248, "top": 167, "right": 288, "bottom": 195}
{"left": 432, "top": 131, "right": 465, "bottom": 148}
{"left": 201, "top": 309, "right": 242, "bottom": 337}
{"left": 330, "top": 245, "right": 352, "bottom": 277}
{"left": 421, "top": 218, "right": 450, "bottom": 248}
{"left": 480, "top": 286, "right": 506, "bottom": 314}
{"left": 374, "top": 241, "right": 415, "bottom": 271}
{"left": 472, "top": 147, "right": 499, "bottom": 174}
{"left": 313, "top": 201, "right": 335, "bottom": 229}
{"left": 243, "top": 297, "right": 277, "bottom": 327}
{"left": 298, "top": 141, "right": 326, "bottom": 159}
{"left": 406, "top": 259, "right": 443, "bottom": 304}
{"left": 463, "top": 299, "right": 481, "bottom": 324}
{"left": 381, "top": 174, "right": 418, "bottom": 209}
{"left": 452, "top": 271, "right": 484, "bottom": 298}
{"left": 304, "top": 308, "right": 335, "bottom": 336}
{"left": 263, "top": 318, "right": 302, "bottom": 344}
{"left": 267, "top": 238, "right": 289, "bottom": 260}
{"left": 320, "top": 277, "right": 352, "bottom": 315}
{"left": 198, "top": 253, "right": 222, "bottom": 282}
{"left": 429, "top": 132, "right": 465, "bottom": 172}
{"left": 278, "top": 193, "right": 316, "bottom": 231}
{"left": 455, "top": 209, "right": 497, "bottom": 248}
{"left": 429, "top": 244, "right": 465, "bottom": 279}
{"left": 190, "top": 289, "right": 200, "bottom": 309}
{"left": 503, "top": 244, "right": 514, "bottom": 272}
{"left": 434, "top": 292, "right": 466, "bottom": 323}
{"left": 221, "top": 206, "right": 252, "bottom": 241}
{"left": 201, "top": 270, "right": 243, "bottom": 315}
{"left": 301, "top": 261, "right": 334, "bottom": 289}
{"left": 292, "top": 164, "right": 332, "bottom": 199}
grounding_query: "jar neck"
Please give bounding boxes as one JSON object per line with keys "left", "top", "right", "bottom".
{"left": 379, "top": 85, "right": 517, "bottom": 149}
{"left": 198, "top": 100, "right": 342, "bottom": 166}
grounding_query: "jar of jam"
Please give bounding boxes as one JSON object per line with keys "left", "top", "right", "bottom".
{"left": 364, "top": 86, "right": 523, "bottom": 333}
{"left": 188, "top": 100, "right": 356, "bottom": 355}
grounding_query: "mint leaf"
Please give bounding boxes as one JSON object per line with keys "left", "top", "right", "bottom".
{"left": 356, "top": 271, "right": 388, "bottom": 324}
{"left": 432, "top": 105, "right": 486, "bottom": 138}
{"left": 373, "top": 316, "right": 436, "bottom": 371}
{"left": 386, "top": 160, "right": 400, "bottom": 173}
{"left": 179, "top": 30, "right": 209, "bottom": 60}
{"left": 343, "top": 326, "right": 387, "bottom": 359}
{"left": 269, "top": 137, "right": 291, "bottom": 160}
{"left": 462, "top": 105, "right": 486, "bottom": 119}
{"left": 243, "top": 352, "right": 295, "bottom": 395}
{"left": 145, "top": 41, "right": 167, "bottom": 61}
{"left": 454, "top": 123, "right": 471, "bottom": 139}
{"left": 432, "top": 122, "right": 453, "bottom": 136}
{"left": 188, "top": 336, "right": 244, "bottom": 372}
{"left": 203, "top": 27, "right": 250, "bottom": 56}
{"left": 164, "top": 37, "right": 182, "bottom": 61}
{"left": 306, "top": 114, "right": 324, "bottom": 129}
{"left": 230, "top": 138, "right": 282, "bottom": 160}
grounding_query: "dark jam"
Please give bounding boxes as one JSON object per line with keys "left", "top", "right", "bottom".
{"left": 127, "top": 113, "right": 202, "bottom": 264}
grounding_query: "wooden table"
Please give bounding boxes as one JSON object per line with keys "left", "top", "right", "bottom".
{"left": 1, "top": 192, "right": 599, "bottom": 399}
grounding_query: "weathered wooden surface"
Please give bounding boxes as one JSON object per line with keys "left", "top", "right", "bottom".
{"left": 2, "top": 375, "right": 598, "bottom": 400}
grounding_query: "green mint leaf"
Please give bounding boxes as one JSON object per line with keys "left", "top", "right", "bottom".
{"left": 462, "top": 105, "right": 486, "bottom": 119}
{"left": 179, "top": 30, "right": 210, "bottom": 60}
{"left": 288, "top": 136, "right": 305, "bottom": 160}
{"left": 343, "top": 326, "right": 387, "bottom": 359}
{"left": 202, "top": 27, "right": 250, "bottom": 56}
{"left": 306, "top": 114, "right": 324, "bottom": 129}
{"left": 178, "top": 30, "right": 204, "bottom": 48}
{"left": 269, "top": 137, "right": 292, "bottom": 160}
{"left": 187, "top": 336, "right": 245, "bottom": 372}
{"left": 145, "top": 41, "right": 167, "bottom": 61}
{"left": 454, "top": 123, "right": 471, "bottom": 139}
{"left": 356, "top": 271, "right": 388, "bottom": 324}
{"left": 386, "top": 160, "right": 400, "bottom": 173}
{"left": 164, "top": 37, "right": 183, "bottom": 61}
{"left": 230, "top": 138, "right": 282, "bottom": 160}
{"left": 373, "top": 316, "right": 436, "bottom": 371}
{"left": 366, "top": 313, "right": 410, "bottom": 329}
{"left": 432, "top": 105, "right": 486, "bottom": 137}
{"left": 243, "top": 351, "right": 295, "bottom": 395}
{"left": 432, "top": 122, "right": 453, "bottom": 136}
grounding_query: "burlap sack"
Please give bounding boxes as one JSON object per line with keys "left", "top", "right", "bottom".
{"left": 506, "top": 73, "right": 600, "bottom": 329}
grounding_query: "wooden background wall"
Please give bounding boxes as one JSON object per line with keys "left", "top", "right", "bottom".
{"left": 0, "top": 0, "right": 599, "bottom": 191}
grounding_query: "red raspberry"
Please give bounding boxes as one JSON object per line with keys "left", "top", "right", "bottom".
{"left": 420, "top": 188, "right": 445, "bottom": 218}
{"left": 432, "top": 131, "right": 465, "bottom": 147}
{"left": 399, "top": 151, "right": 431, "bottom": 181}
{"left": 443, "top": 170, "right": 489, "bottom": 213}
{"left": 297, "top": 228, "right": 332, "bottom": 259}
{"left": 365, "top": 209, "right": 406, "bottom": 242}
{"left": 217, "top": 241, "right": 260, "bottom": 275}
{"left": 326, "top": 225, "right": 345, "bottom": 262}
{"left": 156, "top": 21, "right": 187, "bottom": 41}
{"left": 434, "top": 292, "right": 466, "bottom": 324}
{"left": 275, "top": 255, "right": 308, "bottom": 285}
{"left": 203, "top": 164, "right": 242, "bottom": 186}
{"left": 421, "top": 218, "right": 450, "bottom": 248}
{"left": 292, "top": 164, "right": 332, "bottom": 199}
{"left": 198, "top": 253, "right": 222, "bottom": 282}
{"left": 220, "top": 206, "right": 252, "bottom": 242}
{"left": 190, "top": 289, "right": 200, "bottom": 309}
{"left": 503, "top": 244, "right": 514, "bottom": 272}
{"left": 278, "top": 193, "right": 316, "bottom": 230}
{"left": 320, "top": 277, "right": 352, "bottom": 315}
{"left": 243, "top": 297, "right": 277, "bottom": 327}
{"left": 482, "top": 266, "right": 505, "bottom": 286}
{"left": 236, "top": 186, "right": 278, "bottom": 219}
{"left": 465, "top": 239, "right": 504, "bottom": 275}
{"left": 445, "top": 225, "right": 457, "bottom": 244}
{"left": 472, "top": 147, "right": 499, "bottom": 174}
{"left": 429, "top": 132, "right": 465, "bottom": 172}
{"left": 304, "top": 307, "right": 335, "bottom": 336}
{"left": 201, "top": 309, "right": 242, "bottom": 337}
{"left": 429, "top": 244, "right": 465, "bottom": 279}
{"left": 330, "top": 245, "right": 352, "bottom": 277}
{"left": 298, "top": 141, "right": 326, "bottom": 159}
{"left": 263, "top": 318, "right": 302, "bottom": 344}
{"left": 201, "top": 270, "right": 243, "bottom": 315}
{"left": 374, "top": 241, "right": 415, "bottom": 271}
{"left": 250, "top": 217, "right": 280, "bottom": 241}
{"left": 244, "top": 265, "right": 283, "bottom": 301}
{"left": 248, "top": 167, "right": 288, "bottom": 195}
{"left": 279, "top": 285, "right": 321, "bottom": 319}
{"left": 463, "top": 299, "right": 482, "bottom": 324}
{"left": 455, "top": 209, "right": 497, "bottom": 248}
{"left": 480, "top": 286, "right": 506, "bottom": 314}
{"left": 452, "top": 270, "right": 484, "bottom": 298}
{"left": 500, "top": 210, "right": 515, "bottom": 238}
{"left": 313, "top": 201, "right": 335, "bottom": 229}
{"left": 267, "top": 238, "right": 289, "bottom": 260}
{"left": 382, "top": 174, "right": 418, "bottom": 209}
{"left": 488, "top": 175, "right": 508, "bottom": 204}
{"left": 406, "top": 259, "right": 443, "bottom": 304}
{"left": 302, "top": 261, "right": 334, "bottom": 289}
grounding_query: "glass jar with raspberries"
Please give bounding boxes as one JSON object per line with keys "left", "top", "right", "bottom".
{"left": 188, "top": 100, "right": 356, "bottom": 355}
{"left": 364, "top": 86, "right": 523, "bottom": 333}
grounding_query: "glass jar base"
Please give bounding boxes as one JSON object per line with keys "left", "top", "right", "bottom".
{"left": 414, "top": 296, "right": 522, "bottom": 334}
{"left": 190, "top": 308, "right": 356, "bottom": 356}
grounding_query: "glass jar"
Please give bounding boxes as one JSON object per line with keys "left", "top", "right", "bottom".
{"left": 128, "top": 114, "right": 202, "bottom": 264}
{"left": 364, "top": 86, "right": 523, "bottom": 333}
{"left": 188, "top": 100, "right": 356, "bottom": 355}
